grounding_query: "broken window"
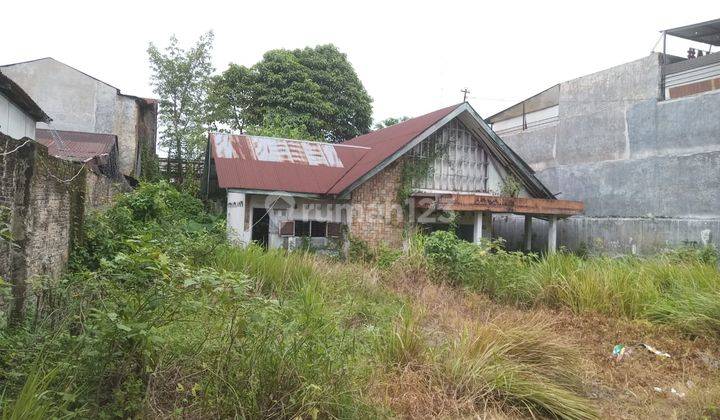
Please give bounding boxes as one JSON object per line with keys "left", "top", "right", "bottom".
{"left": 295, "top": 221, "right": 311, "bottom": 237}
{"left": 311, "top": 221, "right": 327, "bottom": 238}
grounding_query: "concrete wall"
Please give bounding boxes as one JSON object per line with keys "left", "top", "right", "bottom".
{"left": 0, "top": 134, "right": 126, "bottom": 325}
{"left": 225, "top": 191, "right": 347, "bottom": 252}
{"left": 494, "top": 53, "right": 720, "bottom": 254}
{"left": 0, "top": 58, "right": 157, "bottom": 178}
{"left": 0, "top": 92, "right": 36, "bottom": 140}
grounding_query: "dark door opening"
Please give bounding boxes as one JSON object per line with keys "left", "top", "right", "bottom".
{"left": 251, "top": 208, "right": 270, "bottom": 248}
{"left": 420, "top": 223, "right": 474, "bottom": 242}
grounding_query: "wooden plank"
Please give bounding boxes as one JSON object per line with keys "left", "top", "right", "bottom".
{"left": 414, "top": 193, "right": 584, "bottom": 216}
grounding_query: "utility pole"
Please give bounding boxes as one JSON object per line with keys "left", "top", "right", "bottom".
{"left": 461, "top": 88, "right": 470, "bottom": 102}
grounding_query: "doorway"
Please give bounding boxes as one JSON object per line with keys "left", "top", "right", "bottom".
{"left": 251, "top": 208, "right": 270, "bottom": 248}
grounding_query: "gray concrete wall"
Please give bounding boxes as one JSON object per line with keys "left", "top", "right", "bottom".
{"left": 0, "top": 58, "right": 156, "bottom": 178}
{"left": 496, "top": 53, "right": 720, "bottom": 254}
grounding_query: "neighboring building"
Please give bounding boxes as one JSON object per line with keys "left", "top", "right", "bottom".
{"left": 0, "top": 70, "right": 49, "bottom": 139}
{"left": 487, "top": 19, "right": 720, "bottom": 254}
{"left": 203, "top": 102, "right": 583, "bottom": 253}
{"left": 0, "top": 57, "right": 157, "bottom": 179}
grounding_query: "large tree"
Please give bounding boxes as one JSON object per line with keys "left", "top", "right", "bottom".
{"left": 208, "top": 63, "right": 252, "bottom": 133}
{"left": 148, "top": 32, "right": 214, "bottom": 185}
{"left": 212, "top": 44, "right": 373, "bottom": 142}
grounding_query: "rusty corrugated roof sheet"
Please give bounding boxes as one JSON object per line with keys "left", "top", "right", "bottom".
{"left": 36, "top": 129, "right": 117, "bottom": 161}
{"left": 211, "top": 133, "right": 370, "bottom": 194}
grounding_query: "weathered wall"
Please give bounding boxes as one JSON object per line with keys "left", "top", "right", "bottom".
{"left": 496, "top": 53, "right": 720, "bottom": 254}
{"left": 0, "top": 134, "right": 124, "bottom": 323}
{"left": 0, "top": 92, "right": 36, "bottom": 140}
{"left": 0, "top": 58, "right": 157, "bottom": 178}
{"left": 348, "top": 160, "right": 406, "bottom": 248}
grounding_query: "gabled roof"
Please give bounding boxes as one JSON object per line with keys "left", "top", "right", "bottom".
{"left": 210, "top": 103, "right": 554, "bottom": 199}
{"left": 0, "top": 70, "right": 50, "bottom": 122}
{"left": 327, "top": 104, "right": 460, "bottom": 194}
{"left": 36, "top": 129, "right": 117, "bottom": 161}
{"left": 0, "top": 57, "right": 157, "bottom": 103}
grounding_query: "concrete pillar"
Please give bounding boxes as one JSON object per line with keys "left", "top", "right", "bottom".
{"left": 473, "top": 211, "right": 483, "bottom": 244}
{"left": 227, "top": 191, "right": 250, "bottom": 246}
{"left": 547, "top": 216, "right": 557, "bottom": 253}
{"left": 482, "top": 212, "right": 493, "bottom": 240}
{"left": 524, "top": 215, "right": 532, "bottom": 251}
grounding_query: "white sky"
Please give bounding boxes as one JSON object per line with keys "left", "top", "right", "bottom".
{"left": 1, "top": 1, "right": 717, "bottom": 123}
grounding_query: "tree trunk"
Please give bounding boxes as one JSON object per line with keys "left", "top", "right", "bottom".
{"left": 176, "top": 137, "right": 184, "bottom": 185}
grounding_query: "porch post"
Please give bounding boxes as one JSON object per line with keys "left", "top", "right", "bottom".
{"left": 482, "top": 212, "right": 493, "bottom": 240}
{"left": 227, "top": 191, "right": 249, "bottom": 246}
{"left": 473, "top": 211, "right": 483, "bottom": 244}
{"left": 524, "top": 215, "right": 532, "bottom": 251}
{"left": 547, "top": 216, "right": 557, "bottom": 253}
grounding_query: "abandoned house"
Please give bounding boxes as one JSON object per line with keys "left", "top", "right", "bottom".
{"left": 0, "top": 57, "right": 157, "bottom": 179}
{"left": 487, "top": 19, "right": 720, "bottom": 255}
{"left": 202, "top": 102, "right": 583, "bottom": 253}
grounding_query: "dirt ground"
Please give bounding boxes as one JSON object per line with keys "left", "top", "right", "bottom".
{"left": 380, "top": 274, "right": 720, "bottom": 419}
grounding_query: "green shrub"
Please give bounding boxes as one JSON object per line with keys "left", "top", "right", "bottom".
{"left": 415, "top": 231, "right": 720, "bottom": 336}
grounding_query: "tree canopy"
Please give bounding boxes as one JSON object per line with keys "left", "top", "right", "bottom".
{"left": 148, "top": 32, "right": 214, "bottom": 185}
{"left": 373, "top": 116, "right": 410, "bottom": 130}
{"left": 211, "top": 44, "right": 373, "bottom": 142}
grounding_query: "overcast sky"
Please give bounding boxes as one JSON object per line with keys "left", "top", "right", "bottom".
{"left": 1, "top": 1, "right": 716, "bottom": 123}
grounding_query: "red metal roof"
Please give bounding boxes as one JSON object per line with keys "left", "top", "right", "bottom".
{"left": 36, "top": 129, "right": 117, "bottom": 161}
{"left": 210, "top": 104, "right": 462, "bottom": 195}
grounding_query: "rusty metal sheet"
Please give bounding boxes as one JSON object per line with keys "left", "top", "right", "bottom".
{"left": 210, "top": 133, "right": 369, "bottom": 194}
{"left": 35, "top": 129, "right": 117, "bottom": 160}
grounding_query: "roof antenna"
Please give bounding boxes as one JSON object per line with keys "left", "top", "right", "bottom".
{"left": 461, "top": 88, "right": 470, "bottom": 102}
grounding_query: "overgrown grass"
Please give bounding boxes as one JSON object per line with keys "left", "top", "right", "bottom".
{"left": 0, "top": 182, "right": 400, "bottom": 418}
{"left": 417, "top": 230, "right": 720, "bottom": 336}
{"left": 436, "top": 318, "right": 595, "bottom": 420}
{"left": 6, "top": 183, "right": 712, "bottom": 418}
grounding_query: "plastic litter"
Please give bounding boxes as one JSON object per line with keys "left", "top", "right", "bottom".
{"left": 652, "top": 386, "right": 686, "bottom": 398}
{"left": 611, "top": 343, "right": 671, "bottom": 361}
{"left": 640, "top": 343, "right": 671, "bottom": 358}
{"left": 612, "top": 344, "right": 629, "bottom": 361}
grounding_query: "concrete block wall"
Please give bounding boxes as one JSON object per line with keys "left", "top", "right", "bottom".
{"left": 348, "top": 160, "right": 406, "bottom": 248}
{"left": 0, "top": 134, "right": 124, "bottom": 324}
{"left": 497, "top": 53, "right": 720, "bottom": 254}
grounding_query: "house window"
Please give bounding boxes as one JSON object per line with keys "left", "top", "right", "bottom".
{"left": 281, "top": 220, "right": 343, "bottom": 238}
{"left": 311, "top": 221, "right": 327, "bottom": 237}
{"left": 295, "top": 221, "right": 311, "bottom": 237}
{"left": 279, "top": 221, "right": 295, "bottom": 237}
{"left": 326, "top": 222, "right": 342, "bottom": 237}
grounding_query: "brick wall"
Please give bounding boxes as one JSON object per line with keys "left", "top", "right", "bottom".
{"left": 348, "top": 159, "right": 406, "bottom": 248}
{"left": 0, "top": 134, "right": 124, "bottom": 324}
